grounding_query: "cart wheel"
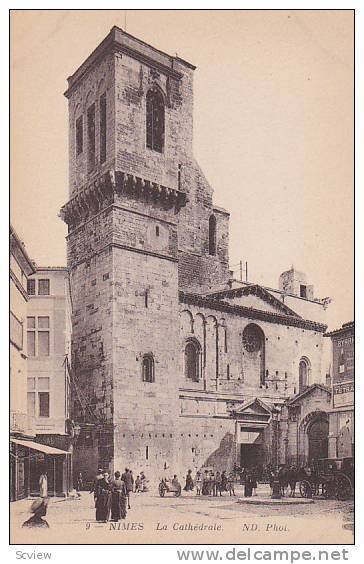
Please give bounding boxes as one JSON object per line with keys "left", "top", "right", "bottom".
{"left": 159, "top": 483, "right": 165, "bottom": 497}
{"left": 322, "top": 481, "right": 335, "bottom": 499}
{"left": 175, "top": 485, "right": 182, "bottom": 497}
{"left": 336, "top": 474, "right": 353, "bottom": 501}
{"left": 299, "top": 480, "right": 312, "bottom": 498}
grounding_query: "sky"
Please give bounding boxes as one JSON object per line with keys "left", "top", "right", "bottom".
{"left": 10, "top": 9, "right": 353, "bottom": 330}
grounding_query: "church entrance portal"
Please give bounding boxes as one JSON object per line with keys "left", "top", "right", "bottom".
{"left": 308, "top": 417, "right": 329, "bottom": 462}
{"left": 240, "top": 443, "right": 264, "bottom": 469}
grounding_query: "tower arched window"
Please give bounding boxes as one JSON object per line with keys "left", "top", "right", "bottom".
{"left": 208, "top": 215, "right": 217, "bottom": 256}
{"left": 299, "top": 358, "right": 310, "bottom": 392}
{"left": 146, "top": 87, "right": 165, "bottom": 153}
{"left": 142, "top": 354, "right": 155, "bottom": 383}
{"left": 184, "top": 339, "right": 201, "bottom": 382}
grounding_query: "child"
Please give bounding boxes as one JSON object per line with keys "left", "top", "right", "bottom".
{"left": 134, "top": 475, "right": 142, "bottom": 493}
{"left": 195, "top": 471, "right": 202, "bottom": 495}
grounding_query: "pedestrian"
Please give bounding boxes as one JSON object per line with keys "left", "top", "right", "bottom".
{"left": 39, "top": 469, "right": 48, "bottom": 498}
{"left": 221, "top": 470, "right": 228, "bottom": 495}
{"left": 210, "top": 472, "right": 216, "bottom": 496}
{"left": 251, "top": 467, "right": 258, "bottom": 496}
{"left": 76, "top": 472, "right": 83, "bottom": 492}
{"left": 139, "top": 470, "right": 148, "bottom": 492}
{"left": 95, "top": 471, "right": 111, "bottom": 522}
{"left": 244, "top": 472, "right": 253, "bottom": 497}
{"left": 215, "top": 471, "right": 222, "bottom": 496}
{"left": 110, "top": 471, "right": 127, "bottom": 522}
{"left": 227, "top": 472, "right": 235, "bottom": 496}
{"left": 184, "top": 469, "right": 194, "bottom": 492}
{"left": 195, "top": 471, "right": 202, "bottom": 495}
{"left": 126, "top": 469, "right": 134, "bottom": 508}
{"left": 202, "top": 470, "right": 210, "bottom": 495}
{"left": 172, "top": 474, "right": 181, "bottom": 495}
{"left": 135, "top": 475, "right": 142, "bottom": 493}
{"left": 22, "top": 498, "right": 49, "bottom": 528}
{"left": 269, "top": 470, "right": 275, "bottom": 494}
{"left": 90, "top": 468, "right": 103, "bottom": 500}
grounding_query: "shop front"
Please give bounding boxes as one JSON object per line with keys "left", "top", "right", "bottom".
{"left": 10, "top": 438, "right": 71, "bottom": 500}
{"left": 325, "top": 322, "right": 354, "bottom": 460}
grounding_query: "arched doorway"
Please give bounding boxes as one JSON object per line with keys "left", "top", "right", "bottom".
{"left": 308, "top": 416, "right": 329, "bottom": 462}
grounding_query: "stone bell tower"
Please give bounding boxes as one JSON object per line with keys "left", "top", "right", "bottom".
{"left": 60, "top": 26, "right": 195, "bottom": 478}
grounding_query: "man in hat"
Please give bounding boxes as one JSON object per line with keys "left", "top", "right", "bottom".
{"left": 90, "top": 468, "right": 103, "bottom": 495}
{"left": 121, "top": 467, "right": 134, "bottom": 509}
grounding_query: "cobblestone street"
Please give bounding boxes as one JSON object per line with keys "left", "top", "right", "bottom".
{"left": 11, "top": 485, "right": 354, "bottom": 545}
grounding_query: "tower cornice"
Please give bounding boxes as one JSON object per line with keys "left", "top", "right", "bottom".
{"left": 64, "top": 26, "right": 194, "bottom": 99}
{"left": 60, "top": 170, "right": 187, "bottom": 230}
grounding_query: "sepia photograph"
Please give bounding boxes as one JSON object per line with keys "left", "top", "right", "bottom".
{"left": 9, "top": 9, "right": 354, "bottom": 546}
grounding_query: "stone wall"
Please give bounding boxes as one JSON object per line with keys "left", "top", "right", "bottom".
{"left": 63, "top": 28, "right": 331, "bottom": 483}
{"left": 68, "top": 53, "right": 116, "bottom": 197}
{"left": 179, "top": 301, "right": 326, "bottom": 402}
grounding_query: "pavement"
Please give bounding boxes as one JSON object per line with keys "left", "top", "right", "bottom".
{"left": 10, "top": 484, "right": 354, "bottom": 545}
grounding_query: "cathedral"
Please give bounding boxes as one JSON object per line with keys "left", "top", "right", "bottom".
{"left": 60, "top": 26, "right": 331, "bottom": 482}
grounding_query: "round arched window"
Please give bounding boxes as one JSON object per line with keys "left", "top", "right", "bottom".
{"left": 242, "top": 324, "right": 263, "bottom": 352}
{"left": 184, "top": 340, "right": 201, "bottom": 382}
{"left": 142, "top": 354, "right": 155, "bottom": 383}
{"left": 299, "top": 358, "right": 310, "bottom": 392}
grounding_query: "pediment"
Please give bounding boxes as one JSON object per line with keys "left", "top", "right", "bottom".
{"left": 209, "top": 285, "right": 301, "bottom": 318}
{"left": 232, "top": 398, "right": 272, "bottom": 417}
{"left": 231, "top": 398, "right": 272, "bottom": 428}
{"left": 287, "top": 384, "right": 331, "bottom": 406}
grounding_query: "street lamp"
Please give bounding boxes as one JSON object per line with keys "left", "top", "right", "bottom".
{"left": 66, "top": 420, "right": 81, "bottom": 493}
{"left": 73, "top": 422, "right": 81, "bottom": 441}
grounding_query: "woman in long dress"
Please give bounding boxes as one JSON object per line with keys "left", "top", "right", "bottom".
{"left": 95, "top": 472, "right": 111, "bottom": 522}
{"left": 39, "top": 471, "right": 48, "bottom": 498}
{"left": 110, "top": 471, "right": 127, "bottom": 522}
{"left": 183, "top": 469, "right": 194, "bottom": 492}
{"left": 244, "top": 472, "right": 253, "bottom": 497}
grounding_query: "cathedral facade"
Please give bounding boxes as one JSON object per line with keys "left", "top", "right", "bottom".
{"left": 61, "top": 27, "right": 331, "bottom": 482}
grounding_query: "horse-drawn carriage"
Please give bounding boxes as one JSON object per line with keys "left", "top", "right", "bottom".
{"left": 158, "top": 477, "right": 182, "bottom": 497}
{"left": 299, "top": 457, "right": 354, "bottom": 500}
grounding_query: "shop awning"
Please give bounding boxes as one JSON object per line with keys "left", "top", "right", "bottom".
{"left": 10, "top": 438, "right": 69, "bottom": 455}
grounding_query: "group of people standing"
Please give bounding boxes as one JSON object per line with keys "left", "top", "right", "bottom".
{"left": 183, "top": 469, "right": 236, "bottom": 496}
{"left": 91, "top": 468, "right": 134, "bottom": 522}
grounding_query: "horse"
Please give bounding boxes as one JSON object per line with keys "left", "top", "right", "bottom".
{"left": 277, "top": 465, "right": 289, "bottom": 497}
{"left": 286, "top": 466, "right": 309, "bottom": 497}
{"left": 280, "top": 465, "right": 310, "bottom": 497}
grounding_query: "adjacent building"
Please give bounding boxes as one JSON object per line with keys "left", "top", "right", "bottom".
{"left": 60, "top": 27, "right": 334, "bottom": 483}
{"left": 10, "top": 238, "right": 72, "bottom": 500}
{"left": 25, "top": 267, "right": 73, "bottom": 496}
{"left": 27, "top": 267, "right": 71, "bottom": 436}
{"left": 326, "top": 322, "right": 354, "bottom": 459}
{"left": 10, "top": 227, "right": 36, "bottom": 500}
